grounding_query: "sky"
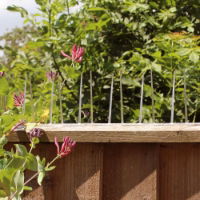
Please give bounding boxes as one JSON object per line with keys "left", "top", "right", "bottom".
{"left": 0, "top": 0, "right": 82, "bottom": 56}
{"left": 0, "top": 0, "right": 38, "bottom": 36}
{"left": 0, "top": 0, "right": 83, "bottom": 36}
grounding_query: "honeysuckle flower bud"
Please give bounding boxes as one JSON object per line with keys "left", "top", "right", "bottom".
{"left": 28, "top": 128, "right": 44, "bottom": 139}
{"left": 11, "top": 120, "right": 26, "bottom": 132}
{"left": 61, "top": 44, "right": 84, "bottom": 63}
{"left": 0, "top": 72, "right": 5, "bottom": 77}
{"left": 14, "top": 92, "right": 25, "bottom": 107}
{"left": 54, "top": 136, "right": 76, "bottom": 158}
{"left": 46, "top": 71, "right": 58, "bottom": 81}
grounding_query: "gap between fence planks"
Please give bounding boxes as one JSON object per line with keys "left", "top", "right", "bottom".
{"left": 7, "top": 123, "right": 200, "bottom": 143}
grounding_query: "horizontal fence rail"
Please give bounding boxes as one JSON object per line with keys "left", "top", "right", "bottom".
{"left": 7, "top": 124, "right": 200, "bottom": 200}
{"left": 8, "top": 123, "right": 200, "bottom": 143}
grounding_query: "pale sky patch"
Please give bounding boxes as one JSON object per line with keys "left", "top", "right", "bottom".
{"left": 0, "top": 0, "right": 38, "bottom": 35}
{"left": 0, "top": 0, "right": 83, "bottom": 36}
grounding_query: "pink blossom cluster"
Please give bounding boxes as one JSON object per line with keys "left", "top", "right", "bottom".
{"left": 61, "top": 44, "right": 84, "bottom": 63}
{"left": 0, "top": 72, "right": 5, "bottom": 77}
{"left": 46, "top": 71, "right": 58, "bottom": 81}
{"left": 14, "top": 92, "right": 25, "bottom": 107}
{"left": 54, "top": 136, "right": 76, "bottom": 158}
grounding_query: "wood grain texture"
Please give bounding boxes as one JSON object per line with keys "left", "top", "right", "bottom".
{"left": 159, "top": 144, "right": 200, "bottom": 200}
{"left": 8, "top": 123, "right": 200, "bottom": 143}
{"left": 23, "top": 143, "right": 103, "bottom": 200}
{"left": 11, "top": 142, "right": 200, "bottom": 200}
{"left": 103, "top": 144, "right": 159, "bottom": 200}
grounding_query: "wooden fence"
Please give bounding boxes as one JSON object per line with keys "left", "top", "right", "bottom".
{"left": 8, "top": 124, "right": 200, "bottom": 200}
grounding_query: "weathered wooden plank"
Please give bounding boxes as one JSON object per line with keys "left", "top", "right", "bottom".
{"left": 103, "top": 144, "right": 159, "bottom": 200}
{"left": 8, "top": 123, "right": 200, "bottom": 143}
{"left": 23, "top": 144, "right": 103, "bottom": 200}
{"left": 159, "top": 144, "right": 200, "bottom": 200}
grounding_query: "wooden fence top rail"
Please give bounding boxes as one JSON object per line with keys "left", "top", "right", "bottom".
{"left": 7, "top": 123, "right": 200, "bottom": 143}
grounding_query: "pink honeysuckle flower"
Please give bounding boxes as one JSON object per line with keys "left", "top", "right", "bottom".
{"left": 0, "top": 72, "right": 4, "bottom": 77}
{"left": 54, "top": 136, "right": 76, "bottom": 158}
{"left": 14, "top": 92, "right": 25, "bottom": 107}
{"left": 46, "top": 71, "right": 58, "bottom": 81}
{"left": 61, "top": 44, "right": 84, "bottom": 63}
{"left": 11, "top": 120, "right": 26, "bottom": 132}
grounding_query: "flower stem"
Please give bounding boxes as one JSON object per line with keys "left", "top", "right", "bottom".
{"left": 90, "top": 71, "right": 94, "bottom": 123}
{"left": 0, "top": 96, "right": 2, "bottom": 110}
{"left": 29, "top": 76, "right": 33, "bottom": 102}
{"left": 193, "top": 101, "right": 198, "bottom": 122}
{"left": 139, "top": 74, "right": 144, "bottom": 123}
{"left": 184, "top": 70, "right": 188, "bottom": 122}
{"left": 29, "top": 140, "right": 35, "bottom": 153}
{"left": 23, "top": 155, "right": 60, "bottom": 187}
{"left": 47, "top": 155, "right": 60, "bottom": 167}
{"left": 150, "top": 69, "right": 155, "bottom": 122}
{"left": 50, "top": 81, "right": 54, "bottom": 124}
{"left": 108, "top": 74, "right": 114, "bottom": 123}
{"left": 120, "top": 71, "right": 124, "bottom": 123}
{"left": 24, "top": 172, "right": 39, "bottom": 186}
{"left": 78, "top": 72, "right": 83, "bottom": 123}
{"left": 65, "top": 0, "right": 70, "bottom": 14}
{"left": 29, "top": 76, "right": 36, "bottom": 120}
{"left": 4, "top": 158, "right": 14, "bottom": 169}
{"left": 170, "top": 70, "right": 176, "bottom": 123}
{"left": 3, "top": 96, "right": 7, "bottom": 111}
{"left": 48, "top": 0, "right": 52, "bottom": 37}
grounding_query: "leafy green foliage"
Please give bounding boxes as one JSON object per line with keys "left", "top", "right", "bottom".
{"left": 7, "top": 5, "right": 28, "bottom": 17}
{"left": 0, "top": 0, "right": 199, "bottom": 124}
{"left": 0, "top": 132, "right": 60, "bottom": 199}
{"left": 0, "top": 0, "right": 199, "bottom": 198}
{"left": 0, "top": 0, "right": 200, "bottom": 125}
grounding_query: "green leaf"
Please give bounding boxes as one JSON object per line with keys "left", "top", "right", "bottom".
{"left": 14, "top": 145, "right": 28, "bottom": 157}
{"left": 124, "top": 2, "right": 149, "bottom": 13}
{"left": 26, "top": 41, "right": 45, "bottom": 49}
{"left": 13, "top": 170, "right": 24, "bottom": 195}
{"left": 0, "top": 78, "right": 9, "bottom": 96}
{"left": 8, "top": 156, "right": 25, "bottom": 169}
{"left": 7, "top": 5, "right": 28, "bottom": 17}
{"left": 151, "top": 51, "right": 161, "bottom": 59}
{"left": 0, "top": 191, "right": 8, "bottom": 198}
{"left": 0, "top": 136, "right": 8, "bottom": 149}
{"left": 36, "top": 156, "right": 45, "bottom": 185}
{"left": 45, "top": 165, "right": 56, "bottom": 171}
{"left": 35, "top": 0, "right": 48, "bottom": 7}
{"left": 0, "top": 168, "right": 17, "bottom": 196}
{"left": 31, "top": 137, "right": 40, "bottom": 146}
{"left": 88, "top": 7, "right": 107, "bottom": 11}
{"left": 23, "top": 186, "right": 32, "bottom": 191}
{"left": 177, "top": 48, "right": 191, "bottom": 56}
{"left": 189, "top": 52, "right": 199, "bottom": 63}
{"left": 26, "top": 154, "right": 38, "bottom": 171}
{"left": 37, "top": 172, "right": 45, "bottom": 186}
{"left": 0, "top": 159, "right": 5, "bottom": 169}
{"left": 152, "top": 63, "right": 161, "bottom": 73}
